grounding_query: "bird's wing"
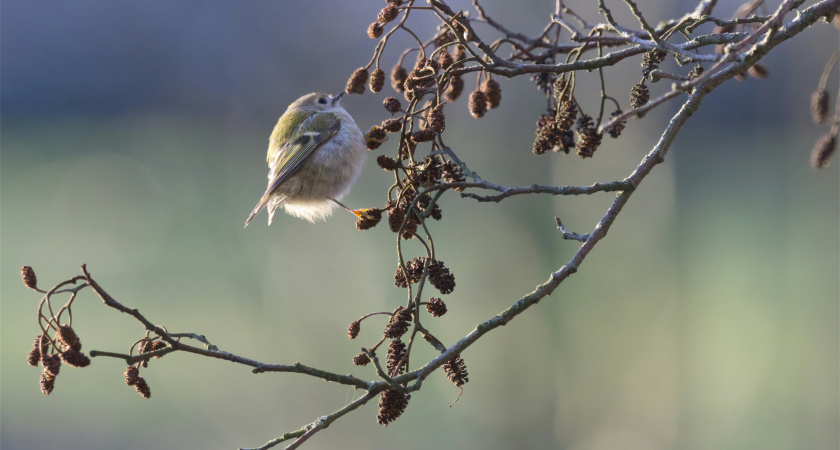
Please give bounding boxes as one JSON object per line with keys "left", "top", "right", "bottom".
{"left": 244, "top": 112, "right": 342, "bottom": 227}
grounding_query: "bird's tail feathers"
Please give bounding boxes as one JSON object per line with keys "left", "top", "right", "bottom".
{"left": 244, "top": 195, "right": 270, "bottom": 228}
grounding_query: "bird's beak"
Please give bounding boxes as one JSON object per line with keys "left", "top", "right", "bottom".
{"left": 332, "top": 91, "right": 345, "bottom": 105}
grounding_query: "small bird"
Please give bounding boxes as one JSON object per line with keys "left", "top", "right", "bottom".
{"left": 244, "top": 92, "right": 367, "bottom": 227}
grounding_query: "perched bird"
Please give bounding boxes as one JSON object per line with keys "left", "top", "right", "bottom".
{"left": 245, "top": 92, "right": 366, "bottom": 227}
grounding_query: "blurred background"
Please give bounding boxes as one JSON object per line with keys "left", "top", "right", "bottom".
{"left": 2, "top": 1, "right": 837, "bottom": 449}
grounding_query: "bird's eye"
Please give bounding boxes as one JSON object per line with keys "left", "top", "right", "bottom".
{"left": 318, "top": 97, "right": 328, "bottom": 104}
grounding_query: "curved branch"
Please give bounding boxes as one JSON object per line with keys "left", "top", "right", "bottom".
{"left": 82, "top": 265, "right": 373, "bottom": 390}
{"left": 242, "top": 390, "right": 379, "bottom": 450}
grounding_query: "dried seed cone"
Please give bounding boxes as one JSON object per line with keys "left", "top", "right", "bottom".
{"left": 417, "top": 158, "right": 442, "bottom": 187}
{"left": 811, "top": 90, "right": 829, "bottom": 124}
{"left": 533, "top": 114, "right": 561, "bottom": 155}
{"left": 438, "top": 48, "right": 453, "bottom": 69}
{"left": 533, "top": 133, "right": 552, "bottom": 155}
{"left": 28, "top": 346, "right": 41, "bottom": 367}
{"left": 149, "top": 340, "right": 167, "bottom": 356}
{"left": 426, "top": 297, "right": 447, "bottom": 317}
{"left": 400, "top": 213, "right": 419, "bottom": 240}
{"left": 453, "top": 44, "right": 466, "bottom": 64}
{"left": 811, "top": 134, "right": 837, "bottom": 169}
{"left": 428, "top": 104, "right": 446, "bottom": 133}
{"left": 482, "top": 78, "right": 501, "bottom": 109}
{"left": 377, "top": 388, "right": 411, "bottom": 426}
{"left": 442, "top": 161, "right": 465, "bottom": 190}
{"left": 383, "top": 97, "right": 402, "bottom": 115}
{"left": 369, "top": 68, "right": 385, "bottom": 93}
{"left": 21, "top": 266, "right": 37, "bottom": 289}
{"left": 137, "top": 341, "right": 155, "bottom": 366}
{"left": 355, "top": 213, "right": 378, "bottom": 232}
{"left": 391, "top": 65, "right": 408, "bottom": 93}
{"left": 404, "top": 69, "right": 433, "bottom": 93}
{"left": 377, "top": 155, "right": 398, "bottom": 171}
{"left": 368, "top": 22, "right": 384, "bottom": 39}
{"left": 378, "top": 5, "right": 399, "bottom": 23}
{"left": 386, "top": 339, "right": 407, "bottom": 376}
{"left": 352, "top": 352, "right": 371, "bottom": 366}
{"left": 576, "top": 131, "right": 602, "bottom": 158}
{"left": 396, "top": 206, "right": 420, "bottom": 241}
{"left": 468, "top": 90, "right": 488, "bottom": 118}
{"left": 394, "top": 258, "right": 426, "bottom": 284}
{"left": 630, "top": 82, "right": 650, "bottom": 109}
{"left": 404, "top": 258, "right": 426, "bottom": 285}
{"left": 43, "top": 353, "right": 61, "bottom": 377}
{"left": 443, "top": 356, "right": 469, "bottom": 387}
{"left": 384, "top": 316, "right": 409, "bottom": 339}
{"left": 411, "top": 129, "right": 436, "bottom": 143}
{"left": 394, "top": 269, "right": 409, "bottom": 289}
{"left": 135, "top": 376, "right": 151, "bottom": 398}
{"left": 28, "top": 335, "right": 47, "bottom": 367}
{"left": 40, "top": 372, "right": 56, "bottom": 395}
{"left": 56, "top": 325, "right": 80, "bottom": 350}
{"left": 606, "top": 110, "right": 626, "bottom": 139}
{"left": 125, "top": 365, "right": 140, "bottom": 386}
{"left": 427, "top": 260, "right": 455, "bottom": 294}
{"left": 381, "top": 118, "right": 402, "bottom": 133}
{"left": 444, "top": 75, "right": 464, "bottom": 102}
{"left": 348, "top": 321, "right": 361, "bottom": 339}
{"left": 388, "top": 206, "right": 406, "bottom": 233}
{"left": 575, "top": 115, "right": 602, "bottom": 159}
{"left": 555, "top": 100, "right": 578, "bottom": 134}
{"left": 384, "top": 306, "right": 413, "bottom": 339}
{"left": 346, "top": 68, "right": 369, "bottom": 95}
{"left": 642, "top": 50, "right": 666, "bottom": 78}
{"left": 553, "top": 78, "right": 570, "bottom": 102}
{"left": 60, "top": 349, "right": 91, "bottom": 367}
{"left": 139, "top": 340, "right": 166, "bottom": 355}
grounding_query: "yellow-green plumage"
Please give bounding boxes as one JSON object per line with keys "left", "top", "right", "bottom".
{"left": 244, "top": 92, "right": 366, "bottom": 227}
{"left": 266, "top": 109, "right": 315, "bottom": 163}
